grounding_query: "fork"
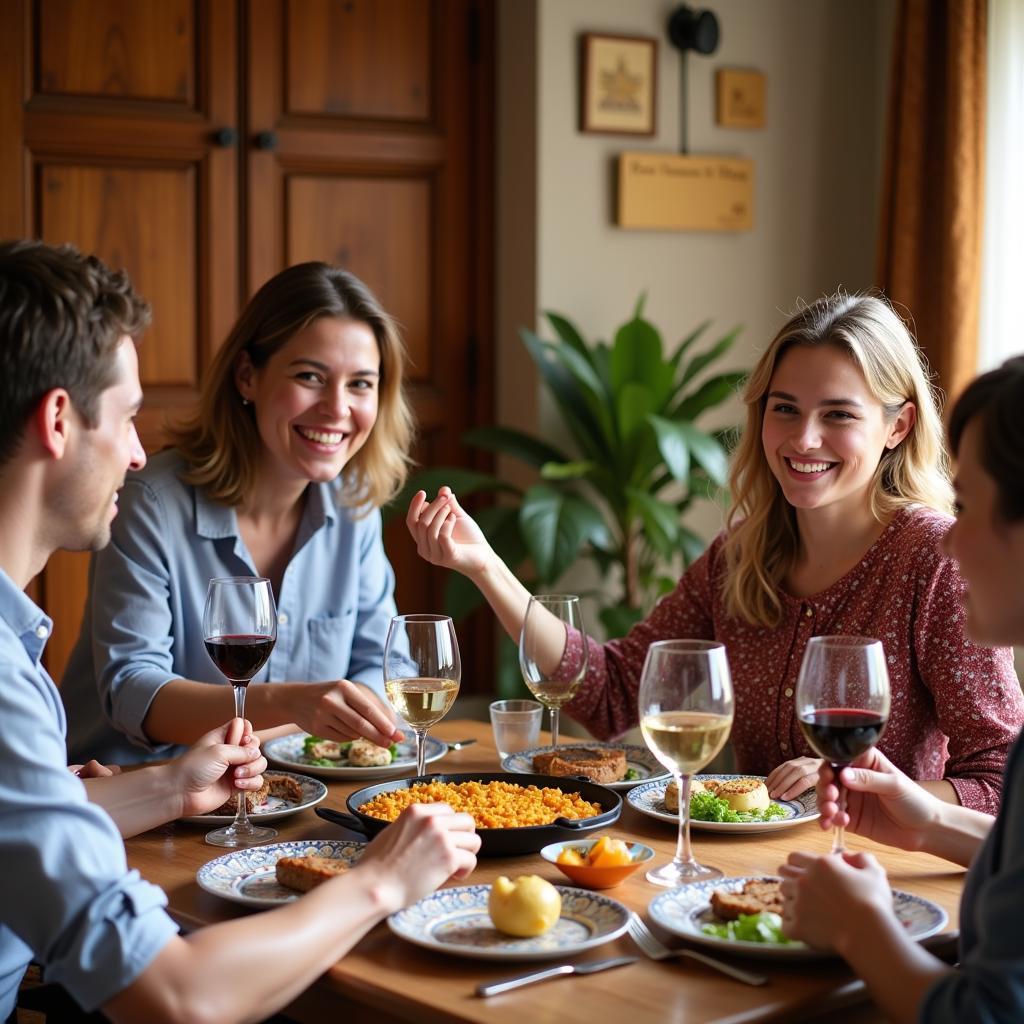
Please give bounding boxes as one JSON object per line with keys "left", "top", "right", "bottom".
{"left": 627, "top": 915, "right": 767, "bottom": 986}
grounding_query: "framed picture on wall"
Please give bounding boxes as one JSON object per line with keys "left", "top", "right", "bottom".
{"left": 580, "top": 33, "right": 657, "bottom": 136}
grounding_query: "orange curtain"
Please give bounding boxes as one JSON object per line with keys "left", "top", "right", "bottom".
{"left": 878, "top": 0, "right": 987, "bottom": 402}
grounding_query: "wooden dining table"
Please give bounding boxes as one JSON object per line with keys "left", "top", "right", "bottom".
{"left": 124, "top": 720, "right": 966, "bottom": 1024}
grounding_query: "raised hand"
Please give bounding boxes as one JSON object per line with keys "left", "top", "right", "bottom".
{"left": 173, "top": 718, "right": 267, "bottom": 818}
{"left": 406, "top": 488, "right": 494, "bottom": 577}
{"left": 357, "top": 802, "right": 480, "bottom": 908}
{"left": 815, "top": 747, "right": 939, "bottom": 852}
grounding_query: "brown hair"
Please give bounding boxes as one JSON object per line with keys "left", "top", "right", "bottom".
{"left": 0, "top": 239, "right": 149, "bottom": 467}
{"left": 166, "top": 262, "right": 414, "bottom": 510}
{"left": 948, "top": 356, "right": 1024, "bottom": 523}
{"left": 722, "top": 291, "right": 953, "bottom": 627}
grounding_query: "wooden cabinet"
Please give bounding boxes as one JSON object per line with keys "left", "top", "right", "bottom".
{"left": 0, "top": 0, "right": 495, "bottom": 690}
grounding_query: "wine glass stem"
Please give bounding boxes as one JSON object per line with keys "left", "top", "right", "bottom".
{"left": 415, "top": 728, "right": 427, "bottom": 776}
{"left": 550, "top": 707, "right": 560, "bottom": 748}
{"left": 232, "top": 683, "right": 251, "bottom": 829}
{"left": 832, "top": 771, "right": 846, "bottom": 853}
{"left": 674, "top": 773, "right": 695, "bottom": 867}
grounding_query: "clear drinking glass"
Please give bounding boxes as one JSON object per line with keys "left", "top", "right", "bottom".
{"left": 489, "top": 699, "right": 543, "bottom": 760}
{"left": 638, "top": 639, "right": 734, "bottom": 886}
{"left": 519, "top": 594, "right": 587, "bottom": 748}
{"left": 796, "top": 635, "right": 890, "bottom": 853}
{"left": 202, "top": 576, "right": 277, "bottom": 848}
{"left": 383, "top": 614, "right": 461, "bottom": 776}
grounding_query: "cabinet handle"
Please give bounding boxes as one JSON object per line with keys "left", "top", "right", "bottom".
{"left": 254, "top": 131, "right": 279, "bottom": 151}
{"left": 211, "top": 127, "right": 238, "bottom": 147}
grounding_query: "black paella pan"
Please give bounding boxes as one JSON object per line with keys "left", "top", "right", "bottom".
{"left": 315, "top": 771, "right": 622, "bottom": 856}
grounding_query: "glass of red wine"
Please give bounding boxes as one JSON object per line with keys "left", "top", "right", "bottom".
{"left": 202, "top": 576, "right": 277, "bottom": 847}
{"left": 796, "top": 635, "right": 890, "bottom": 853}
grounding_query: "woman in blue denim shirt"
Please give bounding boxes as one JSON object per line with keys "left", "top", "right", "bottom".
{"left": 63, "top": 262, "right": 413, "bottom": 764}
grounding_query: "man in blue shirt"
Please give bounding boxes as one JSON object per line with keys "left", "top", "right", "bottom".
{"left": 0, "top": 240, "right": 479, "bottom": 1023}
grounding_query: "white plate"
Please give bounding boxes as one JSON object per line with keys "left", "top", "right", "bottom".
{"left": 388, "top": 884, "right": 630, "bottom": 961}
{"left": 501, "top": 743, "right": 670, "bottom": 791}
{"left": 196, "top": 839, "right": 366, "bottom": 908}
{"left": 180, "top": 771, "right": 328, "bottom": 825}
{"left": 648, "top": 876, "right": 948, "bottom": 961}
{"left": 627, "top": 775, "right": 820, "bottom": 833}
{"left": 264, "top": 731, "right": 447, "bottom": 779}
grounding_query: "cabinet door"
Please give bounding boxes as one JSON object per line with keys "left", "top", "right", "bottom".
{"left": 247, "top": 0, "right": 495, "bottom": 691}
{"left": 0, "top": 0, "right": 240, "bottom": 678}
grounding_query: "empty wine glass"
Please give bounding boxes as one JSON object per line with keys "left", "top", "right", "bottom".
{"left": 796, "top": 635, "right": 890, "bottom": 853}
{"left": 383, "top": 614, "right": 461, "bottom": 776}
{"left": 202, "top": 576, "right": 277, "bottom": 847}
{"left": 519, "top": 594, "right": 588, "bottom": 749}
{"left": 639, "top": 639, "right": 734, "bottom": 886}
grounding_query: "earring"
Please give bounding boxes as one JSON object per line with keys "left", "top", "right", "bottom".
{"left": 241, "top": 397, "right": 251, "bottom": 407}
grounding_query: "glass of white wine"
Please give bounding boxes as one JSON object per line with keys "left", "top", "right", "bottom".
{"left": 519, "top": 594, "right": 588, "bottom": 749}
{"left": 639, "top": 639, "right": 734, "bottom": 886}
{"left": 383, "top": 614, "right": 461, "bottom": 777}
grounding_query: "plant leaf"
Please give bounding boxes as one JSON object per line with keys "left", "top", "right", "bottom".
{"left": 679, "top": 326, "right": 742, "bottom": 388}
{"left": 627, "top": 487, "right": 679, "bottom": 557}
{"left": 463, "top": 425, "right": 568, "bottom": 468}
{"left": 677, "top": 524, "right": 709, "bottom": 566}
{"left": 647, "top": 414, "right": 691, "bottom": 482}
{"left": 610, "top": 316, "right": 665, "bottom": 394}
{"left": 545, "top": 311, "right": 592, "bottom": 364}
{"left": 668, "top": 320, "right": 710, "bottom": 375}
{"left": 673, "top": 370, "right": 747, "bottom": 421}
{"left": 600, "top": 604, "right": 645, "bottom": 637}
{"left": 540, "top": 460, "right": 596, "bottom": 480}
{"left": 519, "top": 484, "right": 608, "bottom": 582}
{"left": 675, "top": 422, "right": 730, "bottom": 485}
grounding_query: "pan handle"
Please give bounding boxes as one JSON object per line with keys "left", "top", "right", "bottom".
{"left": 316, "top": 807, "right": 371, "bottom": 838}
{"left": 555, "top": 817, "right": 595, "bottom": 831}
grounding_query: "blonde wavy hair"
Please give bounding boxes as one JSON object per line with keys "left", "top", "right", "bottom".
{"left": 166, "top": 262, "right": 413, "bottom": 511}
{"left": 722, "top": 291, "right": 952, "bottom": 627}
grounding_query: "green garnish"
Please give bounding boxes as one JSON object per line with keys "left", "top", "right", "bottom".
{"left": 389, "top": 743, "right": 399, "bottom": 759}
{"left": 702, "top": 911, "right": 792, "bottom": 944}
{"left": 302, "top": 735, "right": 324, "bottom": 754}
{"left": 304, "top": 757, "right": 337, "bottom": 767}
{"left": 624, "top": 768, "right": 640, "bottom": 781}
{"left": 688, "top": 791, "right": 788, "bottom": 823}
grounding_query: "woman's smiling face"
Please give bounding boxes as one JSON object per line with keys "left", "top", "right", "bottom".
{"left": 236, "top": 315, "right": 380, "bottom": 487}
{"left": 760, "top": 344, "right": 914, "bottom": 517}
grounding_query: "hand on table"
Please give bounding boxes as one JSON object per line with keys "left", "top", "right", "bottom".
{"left": 766, "top": 757, "right": 821, "bottom": 801}
{"left": 779, "top": 850, "right": 893, "bottom": 951}
{"left": 287, "top": 679, "right": 403, "bottom": 748}
{"left": 357, "top": 802, "right": 480, "bottom": 911}
{"left": 172, "top": 717, "right": 267, "bottom": 817}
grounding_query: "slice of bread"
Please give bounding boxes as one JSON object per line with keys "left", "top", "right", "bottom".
{"left": 275, "top": 855, "right": 350, "bottom": 892}
{"left": 532, "top": 746, "right": 627, "bottom": 784}
{"left": 710, "top": 878, "right": 783, "bottom": 920}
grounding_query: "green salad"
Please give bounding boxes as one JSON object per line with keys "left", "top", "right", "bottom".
{"left": 702, "top": 911, "right": 792, "bottom": 944}
{"left": 689, "top": 790, "right": 788, "bottom": 824}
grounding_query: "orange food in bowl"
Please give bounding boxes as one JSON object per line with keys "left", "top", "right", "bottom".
{"left": 588, "top": 837, "right": 632, "bottom": 867}
{"left": 556, "top": 847, "right": 585, "bottom": 867}
{"left": 543, "top": 837, "right": 654, "bottom": 889}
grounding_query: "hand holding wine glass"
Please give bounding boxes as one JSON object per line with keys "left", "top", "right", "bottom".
{"left": 383, "top": 614, "right": 461, "bottom": 777}
{"left": 639, "top": 639, "right": 734, "bottom": 886}
{"left": 795, "top": 635, "right": 890, "bottom": 854}
{"left": 202, "top": 576, "right": 277, "bottom": 847}
{"left": 519, "top": 594, "right": 587, "bottom": 749}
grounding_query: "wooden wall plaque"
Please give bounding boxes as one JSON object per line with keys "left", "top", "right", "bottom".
{"left": 617, "top": 152, "right": 754, "bottom": 231}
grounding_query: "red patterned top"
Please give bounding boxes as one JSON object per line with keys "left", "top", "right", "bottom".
{"left": 562, "top": 506, "right": 1023, "bottom": 814}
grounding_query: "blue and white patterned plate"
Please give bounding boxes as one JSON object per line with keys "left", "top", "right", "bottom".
{"left": 501, "top": 743, "right": 670, "bottom": 791}
{"left": 196, "top": 839, "right": 366, "bottom": 908}
{"left": 264, "top": 731, "right": 447, "bottom": 779}
{"left": 627, "top": 775, "right": 820, "bottom": 833}
{"left": 648, "top": 876, "right": 948, "bottom": 961}
{"left": 388, "top": 884, "right": 631, "bottom": 961}
{"left": 180, "top": 771, "right": 328, "bottom": 825}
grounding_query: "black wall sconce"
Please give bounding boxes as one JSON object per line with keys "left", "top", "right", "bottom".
{"left": 665, "top": 4, "right": 721, "bottom": 152}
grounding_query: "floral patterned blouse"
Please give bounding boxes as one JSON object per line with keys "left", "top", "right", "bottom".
{"left": 561, "top": 506, "right": 1023, "bottom": 813}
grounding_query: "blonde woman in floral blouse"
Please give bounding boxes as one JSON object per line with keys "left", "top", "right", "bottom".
{"left": 407, "top": 293, "right": 1023, "bottom": 813}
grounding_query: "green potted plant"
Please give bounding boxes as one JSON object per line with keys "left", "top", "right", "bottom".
{"left": 392, "top": 298, "right": 744, "bottom": 692}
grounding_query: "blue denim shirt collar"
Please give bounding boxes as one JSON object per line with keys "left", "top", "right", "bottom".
{"left": 192, "top": 479, "right": 337, "bottom": 541}
{"left": 0, "top": 568, "right": 53, "bottom": 667}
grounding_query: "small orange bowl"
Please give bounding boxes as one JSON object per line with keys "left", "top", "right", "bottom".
{"left": 540, "top": 838, "right": 655, "bottom": 889}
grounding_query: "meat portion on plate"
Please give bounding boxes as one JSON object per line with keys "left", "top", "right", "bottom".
{"left": 532, "top": 746, "right": 627, "bottom": 784}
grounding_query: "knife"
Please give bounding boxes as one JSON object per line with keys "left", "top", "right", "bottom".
{"left": 476, "top": 955, "right": 638, "bottom": 997}
{"left": 446, "top": 738, "right": 478, "bottom": 751}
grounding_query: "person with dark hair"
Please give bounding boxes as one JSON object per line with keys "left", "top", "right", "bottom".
{"left": 0, "top": 239, "right": 479, "bottom": 1023}
{"left": 408, "top": 293, "right": 1023, "bottom": 812}
{"left": 62, "top": 261, "right": 416, "bottom": 764}
{"left": 779, "top": 356, "right": 1024, "bottom": 1021}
